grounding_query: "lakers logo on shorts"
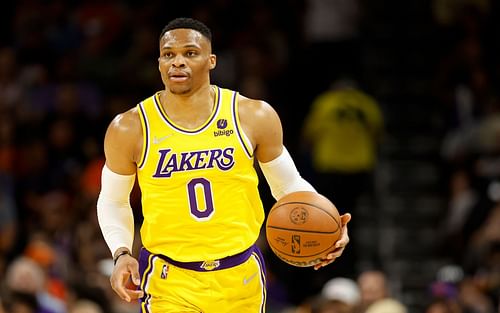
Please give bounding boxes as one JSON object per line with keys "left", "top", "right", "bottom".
{"left": 161, "top": 264, "right": 169, "bottom": 279}
{"left": 200, "top": 260, "right": 220, "bottom": 271}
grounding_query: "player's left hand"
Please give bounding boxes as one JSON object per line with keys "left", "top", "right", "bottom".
{"left": 314, "top": 213, "right": 351, "bottom": 270}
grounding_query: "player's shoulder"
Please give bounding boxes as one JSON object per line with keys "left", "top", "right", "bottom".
{"left": 236, "top": 93, "right": 282, "bottom": 142}
{"left": 109, "top": 92, "right": 158, "bottom": 127}
{"left": 107, "top": 107, "right": 142, "bottom": 140}
{"left": 237, "top": 94, "right": 277, "bottom": 118}
{"left": 110, "top": 107, "right": 140, "bottom": 128}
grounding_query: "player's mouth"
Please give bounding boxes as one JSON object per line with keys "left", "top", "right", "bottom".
{"left": 168, "top": 71, "right": 189, "bottom": 82}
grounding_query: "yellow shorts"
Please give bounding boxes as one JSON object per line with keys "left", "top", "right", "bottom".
{"left": 138, "top": 245, "right": 267, "bottom": 312}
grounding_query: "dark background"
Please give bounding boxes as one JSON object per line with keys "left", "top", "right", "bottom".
{"left": 1, "top": 1, "right": 500, "bottom": 313}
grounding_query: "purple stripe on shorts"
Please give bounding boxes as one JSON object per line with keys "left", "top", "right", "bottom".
{"left": 252, "top": 245, "right": 267, "bottom": 279}
{"left": 139, "top": 248, "right": 153, "bottom": 313}
{"left": 139, "top": 248, "right": 151, "bottom": 277}
{"left": 155, "top": 245, "right": 256, "bottom": 272}
{"left": 251, "top": 247, "right": 268, "bottom": 312}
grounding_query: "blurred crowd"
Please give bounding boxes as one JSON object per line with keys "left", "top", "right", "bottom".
{"left": 432, "top": 0, "right": 500, "bottom": 312}
{"left": 0, "top": 0, "right": 499, "bottom": 313}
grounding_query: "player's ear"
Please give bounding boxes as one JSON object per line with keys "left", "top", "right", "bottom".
{"left": 209, "top": 54, "right": 216, "bottom": 70}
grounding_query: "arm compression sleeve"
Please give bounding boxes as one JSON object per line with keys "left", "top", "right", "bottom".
{"left": 96, "top": 165, "right": 136, "bottom": 256}
{"left": 258, "top": 147, "right": 316, "bottom": 200}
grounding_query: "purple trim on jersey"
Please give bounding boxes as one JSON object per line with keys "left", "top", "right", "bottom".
{"left": 137, "top": 102, "right": 149, "bottom": 169}
{"left": 139, "top": 248, "right": 153, "bottom": 313}
{"left": 231, "top": 91, "right": 253, "bottom": 158}
{"left": 155, "top": 244, "right": 256, "bottom": 272}
{"left": 153, "top": 87, "right": 221, "bottom": 134}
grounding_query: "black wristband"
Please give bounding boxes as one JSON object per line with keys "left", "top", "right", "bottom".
{"left": 113, "top": 250, "right": 132, "bottom": 265}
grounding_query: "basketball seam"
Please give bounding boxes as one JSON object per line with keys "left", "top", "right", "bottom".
{"left": 270, "top": 239, "right": 337, "bottom": 259}
{"left": 266, "top": 226, "right": 339, "bottom": 234}
{"left": 269, "top": 201, "right": 341, "bottom": 229}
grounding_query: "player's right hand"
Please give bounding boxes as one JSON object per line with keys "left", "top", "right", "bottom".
{"left": 110, "top": 254, "right": 144, "bottom": 302}
{"left": 313, "top": 213, "right": 351, "bottom": 270}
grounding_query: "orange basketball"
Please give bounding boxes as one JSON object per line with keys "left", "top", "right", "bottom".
{"left": 265, "top": 191, "right": 342, "bottom": 267}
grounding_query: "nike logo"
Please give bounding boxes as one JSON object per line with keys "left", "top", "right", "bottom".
{"left": 153, "top": 134, "right": 174, "bottom": 144}
{"left": 243, "top": 272, "right": 258, "bottom": 285}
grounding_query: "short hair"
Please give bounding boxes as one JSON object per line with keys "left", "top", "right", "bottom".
{"left": 160, "top": 17, "right": 212, "bottom": 42}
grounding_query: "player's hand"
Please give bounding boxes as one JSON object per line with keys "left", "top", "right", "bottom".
{"left": 110, "top": 254, "right": 144, "bottom": 302}
{"left": 314, "top": 213, "right": 351, "bottom": 270}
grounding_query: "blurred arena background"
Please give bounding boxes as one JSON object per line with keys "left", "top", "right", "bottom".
{"left": 0, "top": 0, "right": 499, "bottom": 313}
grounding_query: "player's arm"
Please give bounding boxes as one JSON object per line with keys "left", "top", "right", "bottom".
{"left": 238, "top": 97, "right": 315, "bottom": 199}
{"left": 97, "top": 108, "right": 143, "bottom": 301}
{"left": 239, "top": 97, "right": 351, "bottom": 270}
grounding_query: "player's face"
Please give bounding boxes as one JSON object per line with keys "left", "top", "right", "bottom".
{"left": 158, "top": 29, "right": 216, "bottom": 95}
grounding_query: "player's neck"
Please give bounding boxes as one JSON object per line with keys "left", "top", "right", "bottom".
{"left": 162, "top": 84, "right": 213, "bottom": 106}
{"left": 159, "top": 84, "right": 216, "bottom": 129}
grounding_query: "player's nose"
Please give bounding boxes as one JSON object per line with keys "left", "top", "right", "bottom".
{"left": 172, "top": 54, "right": 186, "bottom": 67}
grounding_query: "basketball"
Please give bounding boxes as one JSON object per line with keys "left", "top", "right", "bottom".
{"left": 265, "top": 191, "right": 342, "bottom": 267}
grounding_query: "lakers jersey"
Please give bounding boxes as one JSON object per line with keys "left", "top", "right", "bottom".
{"left": 136, "top": 86, "right": 264, "bottom": 262}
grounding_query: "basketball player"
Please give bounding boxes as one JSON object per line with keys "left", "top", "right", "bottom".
{"left": 97, "top": 17, "right": 351, "bottom": 312}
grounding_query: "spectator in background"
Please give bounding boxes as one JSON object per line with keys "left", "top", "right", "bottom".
{"left": 365, "top": 298, "right": 407, "bottom": 313}
{"left": 358, "top": 269, "right": 410, "bottom": 313}
{"left": 439, "top": 98, "right": 500, "bottom": 267}
{"left": 301, "top": 0, "right": 362, "bottom": 94}
{"left": 291, "top": 277, "right": 360, "bottom": 313}
{"left": 427, "top": 264, "right": 465, "bottom": 313}
{"left": 439, "top": 168, "right": 480, "bottom": 261}
{"left": 424, "top": 298, "right": 462, "bottom": 313}
{"left": 0, "top": 89, "right": 18, "bottom": 276}
{"left": 301, "top": 77, "right": 384, "bottom": 277}
{"left": 5, "top": 256, "right": 65, "bottom": 313}
{"left": 309, "top": 297, "right": 354, "bottom": 313}
{"left": 461, "top": 204, "right": 500, "bottom": 310}
{"left": 357, "top": 270, "right": 390, "bottom": 311}
{"left": 69, "top": 299, "right": 103, "bottom": 313}
{"left": 457, "top": 277, "right": 495, "bottom": 313}
{"left": 301, "top": 77, "right": 383, "bottom": 215}
{"left": 0, "top": 172, "right": 17, "bottom": 275}
{"left": 320, "top": 277, "right": 360, "bottom": 313}
{"left": 1, "top": 291, "right": 38, "bottom": 313}
{"left": 0, "top": 47, "right": 24, "bottom": 111}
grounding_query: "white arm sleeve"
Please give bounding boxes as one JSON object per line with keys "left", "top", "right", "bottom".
{"left": 258, "top": 147, "right": 316, "bottom": 201}
{"left": 96, "top": 165, "right": 136, "bottom": 256}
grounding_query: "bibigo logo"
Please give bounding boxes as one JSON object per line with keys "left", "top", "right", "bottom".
{"left": 214, "top": 119, "right": 234, "bottom": 137}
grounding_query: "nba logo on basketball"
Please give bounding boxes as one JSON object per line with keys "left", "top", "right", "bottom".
{"left": 161, "top": 264, "right": 169, "bottom": 279}
{"left": 292, "top": 235, "right": 301, "bottom": 254}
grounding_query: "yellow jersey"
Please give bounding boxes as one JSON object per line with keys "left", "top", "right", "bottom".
{"left": 302, "top": 88, "right": 383, "bottom": 173}
{"left": 136, "top": 86, "right": 264, "bottom": 262}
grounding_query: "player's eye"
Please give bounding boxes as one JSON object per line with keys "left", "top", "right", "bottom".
{"left": 161, "top": 52, "right": 174, "bottom": 59}
{"left": 186, "top": 50, "right": 197, "bottom": 57}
